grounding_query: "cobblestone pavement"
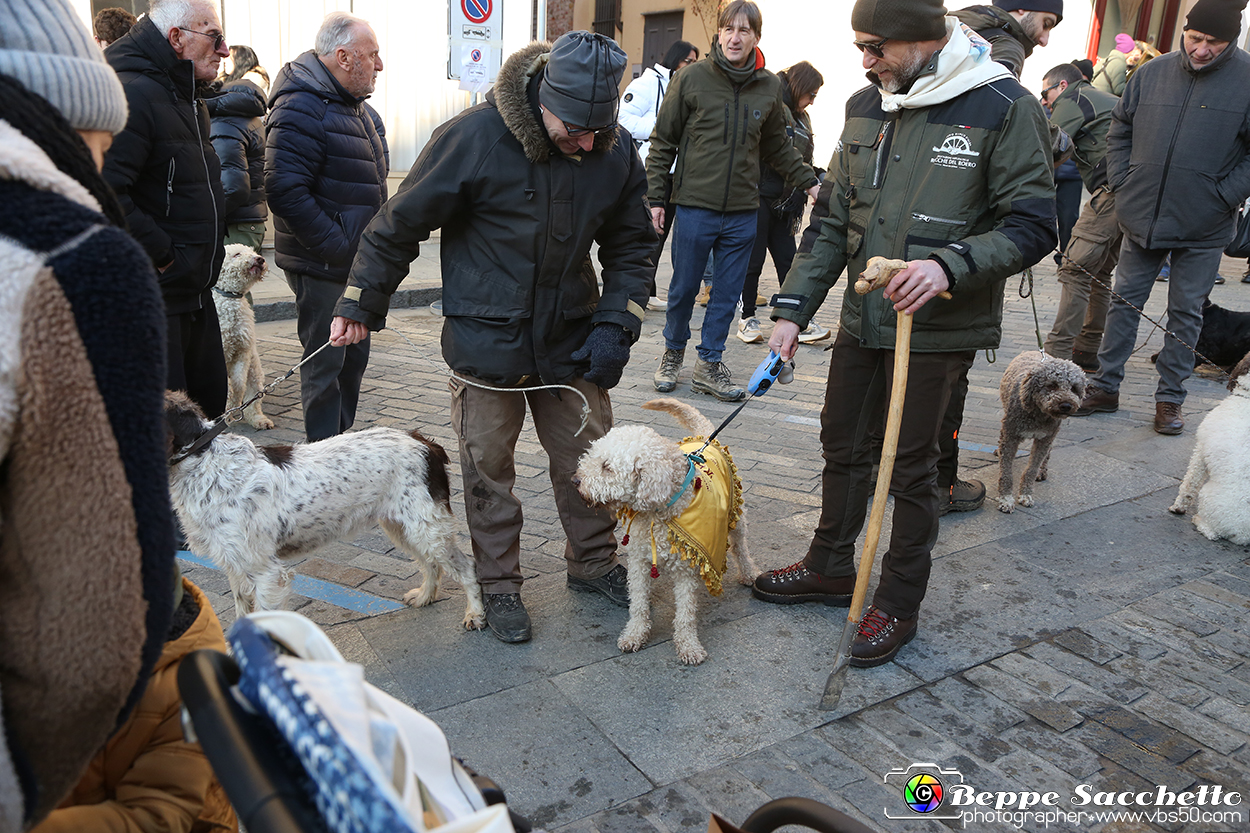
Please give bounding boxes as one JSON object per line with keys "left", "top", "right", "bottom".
{"left": 182, "top": 250, "right": 1250, "bottom": 833}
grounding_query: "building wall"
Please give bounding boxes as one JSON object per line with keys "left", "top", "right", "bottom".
{"left": 579, "top": 0, "right": 710, "bottom": 84}
{"left": 548, "top": 0, "right": 575, "bottom": 39}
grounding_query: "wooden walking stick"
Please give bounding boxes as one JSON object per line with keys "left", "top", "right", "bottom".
{"left": 819, "top": 257, "right": 915, "bottom": 711}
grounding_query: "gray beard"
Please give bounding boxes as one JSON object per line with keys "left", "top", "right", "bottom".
{"left": 867, "top": 48, "right": 930, "bottom": 94}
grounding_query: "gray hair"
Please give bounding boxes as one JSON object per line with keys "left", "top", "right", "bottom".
{"left": 148, "top": 0, "right": 218, "bottom": 34}
{"left": 315, "top": 11, "right": 370, "bottom": 56}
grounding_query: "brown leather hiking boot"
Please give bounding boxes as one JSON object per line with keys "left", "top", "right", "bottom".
{"left": 752, "top": 561, "right": 853, "bottom": 606}
{"left": 1154, "top": 401, "right": 1184, "bottom": 435}
{"left": 850, "top": 606, "right": 918, "bottom": 667}
{"left": 1074, "top": 385, "right": 1118, "bottom": 416}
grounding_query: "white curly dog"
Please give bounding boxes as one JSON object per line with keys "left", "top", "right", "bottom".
{"left": 164, "top": 391, "right": 485, "bottom": 627}
{"left": 997, "top": 351, "right": 1087, "bottom": 513}
{"left": 1169, "top": 352, "right": 1250, "bottom": 544}
{"left": 574, "top": 398, "right": 757, "bottom": 665}
{"left": 213, "top": 243, "right": 273, "bottom": 429}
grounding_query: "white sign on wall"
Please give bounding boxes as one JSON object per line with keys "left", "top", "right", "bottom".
{"left": 449, "top": 0, "right": 503, "bottom": 93}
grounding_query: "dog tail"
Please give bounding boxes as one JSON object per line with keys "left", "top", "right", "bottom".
{"left": 409, "top": 430, "right": 453, "bottom": 510}
{"left": 641, "top": 398, "right": 715, "bottom": 436}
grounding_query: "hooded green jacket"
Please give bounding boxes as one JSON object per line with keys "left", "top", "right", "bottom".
{"left": 773, "top": 73, "right": 1056, "bottom": 353}
{"left": 951, "top": 5, "right": 1036, "bottom": 77}
{"left": 644, "top": 43, "right": 818, "bottom": 214}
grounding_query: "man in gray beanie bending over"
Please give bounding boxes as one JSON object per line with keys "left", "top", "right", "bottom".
{"left": 752, "top": 0, "right": 1056, "bottom": 667}
{"left": 331, "top": 32, "right": 656, "bottom": 643}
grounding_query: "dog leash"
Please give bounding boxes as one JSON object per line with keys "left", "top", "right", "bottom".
{"left": 382, "top": 323, "right": 592, "bottom": 436}
{"left": 1050, "top": 248, "right": 1230, "bottom": 382}
{"left": 170, "top": 341, "right": 334, "bottom": 465}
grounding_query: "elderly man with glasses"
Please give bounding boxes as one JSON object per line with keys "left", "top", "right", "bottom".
{"left": 103, "top": 0, "right": 231, "bottom": 418}
{"left": 331, "top": 32, "right": 656, "bottom": 644}
{"left": 751, "top": 0, "right": 1055, "bottom": 668}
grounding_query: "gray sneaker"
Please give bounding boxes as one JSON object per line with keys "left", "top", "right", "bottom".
{"left": 483, "top": 593, "right": 532, "bottom": 643}
{"left": 692, "top": 358, "right": 746, "bottom": 401}
{"left": 654, "top": 348, "right": 684, "bottom": 392}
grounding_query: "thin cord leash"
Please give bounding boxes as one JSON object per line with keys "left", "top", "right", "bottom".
{"left": 1018, "top": 267, "right": 1045, "bottom": 351}
{"left": 170, "top": 341, "right": 334, "bottom": 464}
{"left": 382, "top": 323, "right": 592, "bottom": 436}
{"left": 1051, "top": 247, "right": 1229, "bottom": 382}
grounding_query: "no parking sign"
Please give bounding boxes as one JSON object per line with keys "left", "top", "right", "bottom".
{"left": 449, "top": 0, "right": 502, "bottom": 93}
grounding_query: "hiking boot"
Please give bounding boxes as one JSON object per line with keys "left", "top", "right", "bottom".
{"left": 654, "top": 348, "right": 683, "bottom": 393}
{"left": 1075, "top": 385, "right": 1119, "bottom": 415}
{"left": 692, "top": 359, "right": 746, "bottom": 401}
{"left": 484, "top": 593, "right": 532, "bottom": 643}
{"left": 737, "top": 317, "right": 763, "bottom": 343}
{"left": 939, "top": 477, "right": 985, "bottom": 516}
{"left": 568, "top": 563, "right": 629, "bottom": 607}
{"left": 850, "top": 606, "right": 918, "bottom": 667}
{"left": 798, "top": 319, "right": 831, "bottom": 343}
{"left": 752, "top": 561, "right": 853, "bottom": 606}
{"left": 1070, "top": 349, "right": 1099, "bottom": 373}
{"left": 1154, "top": 401, "right": 1184, "bottom": 435}
{"left": 696, "top": 285, "right": 712, "bottom": 306}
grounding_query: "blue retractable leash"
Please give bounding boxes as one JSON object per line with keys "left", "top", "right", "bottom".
{"left": 692, "top": 351, "right": 795, "bottom": 456}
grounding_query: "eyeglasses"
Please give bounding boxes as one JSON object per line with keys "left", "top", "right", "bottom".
{"left": 179, "top": 27, "right": 226, "bottom": 51}
{"left": 1039, "top": 82, "right": 1062, "bottom": 101}
{"left": 541, "top": 107, "right": 617, "bottom": 138}
{"left": 853, "top": 38, "right": 889, "bottom": 59}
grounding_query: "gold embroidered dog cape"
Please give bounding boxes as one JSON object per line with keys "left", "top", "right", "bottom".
{"left": 663, "top": 438, "right": 743, "bottom": 595}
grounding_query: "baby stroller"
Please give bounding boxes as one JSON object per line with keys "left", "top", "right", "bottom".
{"left": 179, "top": 612, "right": 875, "bottom": 833}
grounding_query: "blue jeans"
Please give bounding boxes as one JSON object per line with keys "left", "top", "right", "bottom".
{"left": 664, "top": 206, "right": 756, "bottom": 363}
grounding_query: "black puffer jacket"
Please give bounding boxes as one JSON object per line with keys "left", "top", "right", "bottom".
{"left": 103, "top": 15, "right": 226, "bottom": 315}
{"left": 757, "top": 71, "right": 818, "bottom": 205}
{"left": 335, "top": 41, "right": 655, "bottom": 386}
{"left": 264, "top": 50, "right": 388, "bottom": 283}
{"left": 208, "top": 77, "right": 267, "bottom": 223}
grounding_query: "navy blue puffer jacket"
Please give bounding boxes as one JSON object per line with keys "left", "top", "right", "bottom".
{"left": 208, "top": 77, "right": 268, "bottom": 224}
{"left": 264, "top": 51, "right": 388, "bottom": 282}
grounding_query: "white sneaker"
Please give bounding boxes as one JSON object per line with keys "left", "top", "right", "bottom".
{"left": 737, "top": 317, "right": 763, "bottom": 343}
{"left": 648, "top": 296, "right": 667, "bottom": 311}
{"left": 798, "top": 319, "right": 831, "bottom": 343}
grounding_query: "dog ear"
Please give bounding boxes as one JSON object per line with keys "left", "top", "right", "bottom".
{"left": 632, "top": 447, "right": 688, "bottom": 509}
{"left": 1230, "top": 350, "right": 1250, "bottom": 392}
{"left": 164, "top": 390, "right": 208, "bottom": 460}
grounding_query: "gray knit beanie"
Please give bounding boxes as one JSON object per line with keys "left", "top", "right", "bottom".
{"left": 851, "top": 0, "right": 948, "bottom": 41}
{"left": 539, "top": 31, "right": 628, "bottom": 131}
{"left": 0, "top": 0, "right": 129, "bottom": 134}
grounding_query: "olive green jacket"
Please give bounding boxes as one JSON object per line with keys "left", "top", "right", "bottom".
{"left": 1048, "top": 80, "right": 1117, "bottom": 192}
{"left": 951, "top": 5, "right": 1036, "bottom": 77}
{"left": 1092, "top": 50, "right": 1129, "bottom": 96}
{"left": 774, "top": 76, "right": 1056, "bottom": 353}
{"left": 644, "top": 45, "right": 818, "bottom": 214}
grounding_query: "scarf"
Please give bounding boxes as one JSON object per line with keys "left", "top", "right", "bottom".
{"left": 877, "top": 17, "right": 1012, "bottom": 113}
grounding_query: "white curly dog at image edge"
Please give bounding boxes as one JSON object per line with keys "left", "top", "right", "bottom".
{"left": 573, "top": 398, "right": 758, "bottom": 665}
{"left": 164, "top": 390, "right": 485, "bottom": 628}
{"left": 1170, "top": 351, "right": 1250, "bottom": 545}
{"left": 214, "top": 243, "right": 274, "bottom": 429}
{"left": 996, "top": 351, "right": 1087, "bottom": 513}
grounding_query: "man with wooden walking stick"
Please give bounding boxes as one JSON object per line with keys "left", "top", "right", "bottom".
{"left": 751, "top": 0, "right": 1056, "bottom": 669}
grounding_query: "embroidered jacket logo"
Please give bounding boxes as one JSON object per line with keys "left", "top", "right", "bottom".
{"left": 931, "top": 132, "right": 980, "bottom": 169}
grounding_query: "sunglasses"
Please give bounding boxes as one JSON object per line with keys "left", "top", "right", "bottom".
{"left": 1039, "top": 82, "right": 1062, "bottom": 101}
{"left": 541, "top": 107, "right": 616, "bottom": 138}
{"left": 853, "top": 37, "right": 889, "bottom": 59}
{"left": 179, "top": 27, "right": 226, "bottom": 51}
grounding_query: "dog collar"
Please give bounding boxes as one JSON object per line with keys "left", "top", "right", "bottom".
{"left": 213, "top": 287, "right": 246, "bottom": 299}
{"left": 665, "top": 453, "right": 702, "bottom": 509}
{"left": 170, "top": 419, "right": 229, "bottom": 465}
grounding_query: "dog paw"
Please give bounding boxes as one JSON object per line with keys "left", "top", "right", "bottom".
{"left": 1168, "top": 501, "right": 1188, "bottom": 515}
{"left": 402, "top": 586, "right": 436, "bottom": 608}
{"left": 997, "top": 497, "right": 1015, "bottom": 513}
{"left": 463, "top": 614, "right": 486, "bottom": 631}
{"left": 676, "top": 644, "right": 708, "bottom": 666}
{"left": 1036, "top": 471, "right": 1048, "bottom": 482}
{"left": 618, "top": 634, "right": 648, "bottom": 653}
{"left": 1016, "top": 494, "right": 1035, "bottom": 508}
{"left": 249, "top": 416, "right": 275, "bottom": 430}
{"left": 737, "top": 570, "right": 760, "bottom": 586}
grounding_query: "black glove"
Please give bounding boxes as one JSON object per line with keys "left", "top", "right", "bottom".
{"left": 571, "top": 324, "right": 632, "bottom": 389}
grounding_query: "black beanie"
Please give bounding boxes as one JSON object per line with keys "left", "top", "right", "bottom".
{"left": 994, "top": 0, "right": 1064, "bottom": 23}
{"left": 851, "top": 0, "right": 947, "bottom": 41}
{"left": 1184, "top": 0, "right": 1247, "bottom": 42}
{"left": 539, "top": 31, "right": 628, "bottom": 130}
{"left": 1071, "top": 58, "right": 1093, "bottom": 79}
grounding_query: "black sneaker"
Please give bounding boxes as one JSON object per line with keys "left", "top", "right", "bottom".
{"left": 568, "top": 563, "right": 629, "bottom": 607}
{"left": 484, "top": 593, "right": 532, "bottom": 643}
{"left": 939, "top": 477, "right": 985, "bottom": 516}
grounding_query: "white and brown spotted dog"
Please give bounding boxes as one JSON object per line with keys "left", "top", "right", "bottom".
{"left": 997, "top": 351, "right": 1087, "bottom": 513}
{"left": 213, "top": 244, "right": 273, "bottom": 429}
{"left": 574, "top": 398, "right": 758, "bottom": 665}
{"left": 164, "top": 391, "right": 484, "bottom": 627}
{"left": 1170, "top": 351, "right": 1250, "bottom": 544}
